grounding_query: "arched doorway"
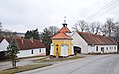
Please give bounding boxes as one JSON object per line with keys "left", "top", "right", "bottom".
{"left": 73, "top": 46, "right": 81, "bottom": 54}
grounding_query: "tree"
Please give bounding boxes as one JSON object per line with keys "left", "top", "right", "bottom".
{"left": 48, "top": 26, "right": 59, "bottom": 36}
{"left": 101, "top": 18, "right": 115, "bottom": 36}
{"left": 32, "top": 29, "right": 40, "bottom": 39}
{"left": 89, "top": 22, "right": 101, "bottom": 34}
{"left": 40, "top": 28, "right": 52, "bottom": 55}
{"left": 7, "top": 36, "right": 19, "bottom": 68}
{"left": 40, "top": 26, "right": 58, "bottom": 55}
{"left": 25, "top": 29, "right": 40, "bottom": 40}
{"left": 25, "top": 30, "right": 32, "bottom": 39}
{"left": 0, "top": 22, "right": 2, "bottom": 32}
{"left": 112, "top": 22, "right": 119, "bottom": 40}
{"left": 72, "top": 20, "right": 89, "bottom": 32}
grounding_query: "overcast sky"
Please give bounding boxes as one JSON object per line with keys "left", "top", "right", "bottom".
{"left": 0, "top": 0, "right": 119, "bottom": 33}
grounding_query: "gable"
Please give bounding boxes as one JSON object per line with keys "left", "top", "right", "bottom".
{"left": 0, "top": 39, "right": 9, "bottom": 51}
{"left": 72, "top": 32, "right": 87, "bottom": 46}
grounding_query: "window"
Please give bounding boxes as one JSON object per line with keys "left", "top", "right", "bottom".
{"left": 114, "top": 47, "right": 116, "bottom": 50}
{"left": 110, "top": 47, "right": 111, "bottom": 50}
{"left": 39, "top": 49, "right": 41, "bottom": 53}
{"left": 96, "top": 46, "right": 98, "bottom": 51}
{"left": 31, "top": 49, "right": 33, "bottom": 54}
{"left": 106, "top": 47, "right": 108, "bottom": 50}
{"left": 101, "top": 47, "right": 104, "bottom": 51}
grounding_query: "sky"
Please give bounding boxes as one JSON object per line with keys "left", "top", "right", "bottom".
{"left": 0, "top": 0, "right": 119, "bottom": 33}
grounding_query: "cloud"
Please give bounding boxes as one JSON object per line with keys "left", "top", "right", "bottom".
{"left": 0, "top": 0, "right": 119, "bottom": 32}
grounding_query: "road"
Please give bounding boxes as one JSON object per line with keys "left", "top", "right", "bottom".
{"left": 19, "top": 54, "right": 119, "bottom": 74}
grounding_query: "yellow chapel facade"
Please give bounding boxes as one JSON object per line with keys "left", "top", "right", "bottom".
{"left": 50, "top": 22, "right": 74, "bottom": 57}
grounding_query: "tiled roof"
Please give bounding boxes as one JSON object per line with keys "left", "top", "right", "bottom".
{"left": 58, "top": 27, "right": 71, "bottom": 33}
{"left": 51, "top": 24, "right": 72, "bottom": 40}
{"left": 78, "top": 32, "right": 117, "bottom": 45}
{"left": 51, "top": 32, "right": 72, "bottom": 40}
{"left": 6, "top": 37, "right": 46, "bottom": 50}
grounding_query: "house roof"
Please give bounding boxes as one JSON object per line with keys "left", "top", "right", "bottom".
{"left": 51, "top": 32, "right": 72, "bottom": 40}
{"left": 78, "top": 32, "right": 117, "bottom": 45}
{"left": 6, "top": 37, "right": 46, "bottom": 50}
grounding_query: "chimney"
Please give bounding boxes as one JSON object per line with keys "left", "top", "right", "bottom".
{"left": 30, "top": 37, "right": 34, "bottom": 43}
{"left": 21, "top": 37, "right": 24, "bottom": 44}
{"left": 40, "top": 39, "right": 42, "bottom": 42}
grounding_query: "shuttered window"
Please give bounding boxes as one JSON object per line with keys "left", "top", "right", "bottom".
{"left": 96, "top": 46, "right": 98, "bottom": 51}
{"left": 31, "top": 49, "right": 33, "bottom": 54}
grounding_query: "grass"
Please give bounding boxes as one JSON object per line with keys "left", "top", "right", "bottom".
{"left": 18, "top": 55, "right": 47, "bottom": 59}
{"left": 0, "top": 64, "right": 52, "bottom": 74}
{"left": 37, "top": 56, "right": 85, "bottom": 63}
{"left": 0, "top": 56, "right": 84, "bottom": 74}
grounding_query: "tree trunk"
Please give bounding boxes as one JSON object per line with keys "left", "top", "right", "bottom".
{"left": 12, "top": 59, "right": 16, "bottom": 68}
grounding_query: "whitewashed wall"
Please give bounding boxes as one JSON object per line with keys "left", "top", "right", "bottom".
{"left": 88, "top": 45, "right": 117, "bottom": 53}
{"left": 72, "top": 32, "right": 117, "bottom": 54}
{"left": 72, "top": 32, "right": 88, "bottom": 54}
{"left": 0, "top": 39, "right": 9, "bottom": 52}
{"left": 50, "top": 43, "right": 54, "bottom": 55}
{"left": 17, "top": 48, "right": 46, "bottom": 58}
{"left": 88, "top": 45, "right": 95, "bottom": 53}
{"left": 71, "top": 46, "right": 74, "bottom": 55}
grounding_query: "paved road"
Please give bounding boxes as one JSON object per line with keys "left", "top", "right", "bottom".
{"left": 19, "top": 54, "right": 119, "bottom": 74}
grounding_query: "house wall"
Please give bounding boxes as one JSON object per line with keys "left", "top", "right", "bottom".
{"left": 72, "top": 32, "right": 117, "bottom": 54}
{"left": 0, "top": 39, "right": 9, "bottom": 52}
{"left": 72, "top": 32, "right": 88, "bottom": 54}
{"left": 88, "top": 45, "right": 117, "bottom": 53}
{"left": 17, "top": 48, "right": 46, "bottom": 58}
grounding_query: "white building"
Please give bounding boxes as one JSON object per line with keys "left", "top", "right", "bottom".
{"left": 72, "top": 32, "right": 117, "bottom": 54}
{"left": 0, "top": 37, "right": 46, "bottom": 60}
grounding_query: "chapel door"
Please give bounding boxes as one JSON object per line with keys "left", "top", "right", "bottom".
{"left": 61, "top": 44, "right": 68, "bottom": 57}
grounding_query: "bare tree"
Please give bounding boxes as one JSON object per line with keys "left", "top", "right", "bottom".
{"left": 72, "top": 20, "right": 88, "bottom": 32}
{"left": 107, "top": 18, "right": 115, "bottom": 36}
{"left": 113, "top": 22, "right": 119, "bottom": 40}
{"left": 101, "top": 18, "right": 115, "bottom": 36}
{"left": 89, "top": 22, "right": 101, "bottom": 34}
{"left": 72, "top": 24, "right": 78, "bottom": 31}
{"left": 48, "top": 26, "right": 59, "bottom": 36}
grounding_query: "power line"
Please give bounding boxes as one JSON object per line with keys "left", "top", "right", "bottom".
{"left": 92, "top": 1, "right": 119, "bottom": 20}
{"left": 87, "top": 0, "right": 115, "bottom": 19}
{"left": 86, "top": 0, "right": 119, "bottom": 21}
